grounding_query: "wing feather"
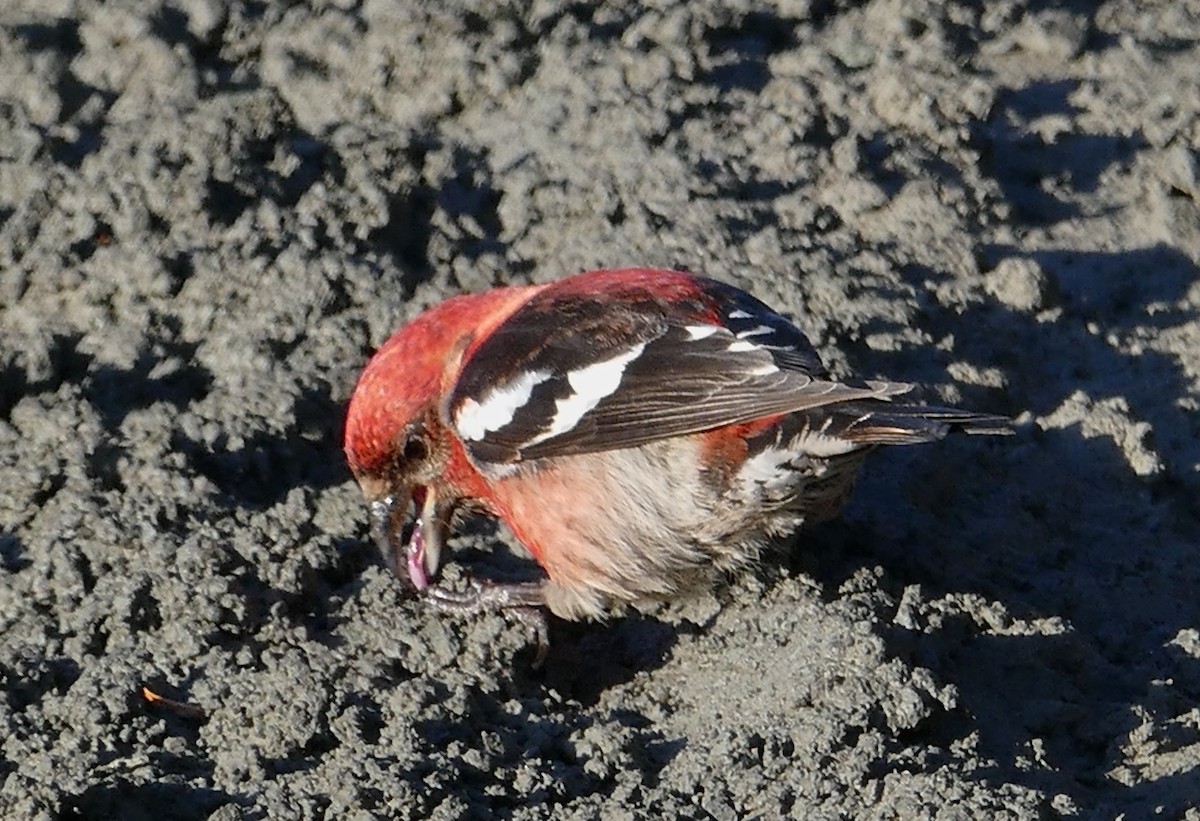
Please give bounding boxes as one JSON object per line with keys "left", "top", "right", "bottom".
{"left": 449, "top": 275, "right": 912, "bottom": 465}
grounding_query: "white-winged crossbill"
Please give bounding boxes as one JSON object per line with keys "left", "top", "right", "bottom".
{"left": 344, "top": 268, "right": 1008, "bottom": 660}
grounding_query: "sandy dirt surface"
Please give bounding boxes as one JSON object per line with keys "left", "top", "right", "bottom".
{"left": 2, "top": 1, "right": 1200, "bottom": 818}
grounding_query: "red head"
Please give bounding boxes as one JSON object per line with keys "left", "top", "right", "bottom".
{"left": 343, "top": 283, "right": 541, "bottom": 585}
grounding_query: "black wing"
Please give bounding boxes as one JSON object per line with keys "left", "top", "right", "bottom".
{"left": 447, "top": 274, "right": 912, "bottom": 465}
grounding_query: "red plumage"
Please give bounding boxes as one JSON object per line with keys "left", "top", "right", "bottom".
{"left": 343, "top": 268, "right": 1009, "bottom": 661}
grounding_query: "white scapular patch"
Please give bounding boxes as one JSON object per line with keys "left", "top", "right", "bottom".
{"left": 456, "top": 369, "right": 552, "bottom": 441}
{"left": 735, "top": 324, "right": 775, "bottom": 338}
{"left": 525, "top": 344, "right": 646, "bottom": 446}
{"left": 685, "top": 324, "right": 719, "bottom": 340}
{"left": 727, "top": 309, "right": 753, "bottom": 319}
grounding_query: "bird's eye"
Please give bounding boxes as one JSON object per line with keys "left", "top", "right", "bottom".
{"left": 402, "top": 435, "right": 428, "bottom": 463}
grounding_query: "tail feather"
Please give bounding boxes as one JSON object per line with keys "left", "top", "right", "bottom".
{"left": 825, "top": 401, "right": 1013, "bottom": 445}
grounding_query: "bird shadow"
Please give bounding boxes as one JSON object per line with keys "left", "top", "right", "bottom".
{"left": 436, "top": 519, "right": 684, "bottom": 703}
{"left": 797, "top": 243, "right": 1200, "bottom": 813}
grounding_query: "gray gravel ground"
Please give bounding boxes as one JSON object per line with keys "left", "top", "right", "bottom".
{"left": 3, "top": 1, "right": 1200, "bottom": 818}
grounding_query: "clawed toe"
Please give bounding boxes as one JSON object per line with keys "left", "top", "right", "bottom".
{"left": 423, "top": 580, "right": 550, "bottom": 666}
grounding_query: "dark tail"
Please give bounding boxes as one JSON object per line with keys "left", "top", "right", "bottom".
{"left": 824, "top": 401, "right": 1013, "bottom": 445}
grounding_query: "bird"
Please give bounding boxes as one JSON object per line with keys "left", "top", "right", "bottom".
{"left": 343, "top": 267, "right": 1009, "bottom": 662}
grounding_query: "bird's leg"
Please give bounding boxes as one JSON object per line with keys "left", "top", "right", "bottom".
{"left": 424, "top": 580, "right": 550, "bottom": 667}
